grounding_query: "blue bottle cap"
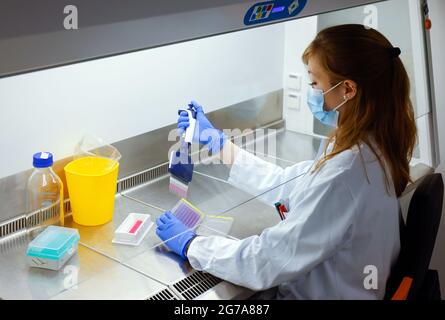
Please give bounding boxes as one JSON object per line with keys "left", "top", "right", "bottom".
{"left": 33, "top": 152, "right": 53, "bottom": 168}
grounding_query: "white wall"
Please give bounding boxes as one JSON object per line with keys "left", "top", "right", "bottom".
{"left": 0, "top": 23, "right": 285, "bottom": 179}
{"left": 282, "top": 17, "right": 318, "bottom": 136}
{"left": 427, "top": 0, "right": 445, "bottom": 297}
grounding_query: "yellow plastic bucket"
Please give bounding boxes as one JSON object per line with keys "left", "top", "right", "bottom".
{"left": 64, "top": 157, "right": 119, "bottom": 226}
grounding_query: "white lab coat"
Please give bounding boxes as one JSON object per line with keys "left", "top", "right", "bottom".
{"left": 187, "top": 141, "right": 400, "bottom": 300}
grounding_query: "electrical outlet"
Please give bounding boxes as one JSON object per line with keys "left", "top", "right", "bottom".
{"left": 288, "top": 73, "right": 301, "bottom": 91}
{"left": 287, "top": 93, "right": 301, "bottom": 110}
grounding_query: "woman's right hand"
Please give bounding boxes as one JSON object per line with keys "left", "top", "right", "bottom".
{"left": 178, "top": 100, "right": 225, "bottom": 154}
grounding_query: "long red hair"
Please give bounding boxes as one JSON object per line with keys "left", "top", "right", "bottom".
{"left": 303, "top": 24, "right": 417, "bottom": 197}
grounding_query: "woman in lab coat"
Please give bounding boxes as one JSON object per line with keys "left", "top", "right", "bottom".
{"left": 156, "top": 24, "right": 417, "bottom": 299}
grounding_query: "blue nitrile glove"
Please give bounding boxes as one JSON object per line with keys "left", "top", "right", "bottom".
{"left": 156, "top": 211, "right": 196, "bottom": 259}
{"left": 177, "top": 100, "right": 226, "bottom": 154}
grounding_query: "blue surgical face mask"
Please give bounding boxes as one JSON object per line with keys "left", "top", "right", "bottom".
{"left": 307, "top": 81, "right": 348, "bottom": 127}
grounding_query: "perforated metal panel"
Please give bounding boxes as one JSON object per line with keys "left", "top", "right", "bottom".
{"left": 147, "top": 288, "right": 178, "bottom": 300}
{"left": 173, "top": 271, "right": 222, "bottom": 300}
{"left": 0, "top": 216, "right": 26, "bottom": 239}
{"left": 117, "top": 163, "right": 169, "bottom": 193}
{"left": 0, "top": 200, "right": 71, "bottom": 239}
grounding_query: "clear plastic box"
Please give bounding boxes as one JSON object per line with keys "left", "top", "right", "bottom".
{"left": 112, "top": 213, "right": 153, "bottom": 246}
{"left": 196, "top": 215, "right": 234, "bottom": 237}
{"left": 26, "top": 226, "right": 80, "bottom": 271}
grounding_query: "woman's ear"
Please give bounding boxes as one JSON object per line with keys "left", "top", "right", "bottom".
{"left": 343, "top": 80, "right": 357, "bottom": 100}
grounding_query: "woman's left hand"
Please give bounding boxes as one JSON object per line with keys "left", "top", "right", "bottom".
{"left": 156, "top": 211, "right": 196, "bottom": 259}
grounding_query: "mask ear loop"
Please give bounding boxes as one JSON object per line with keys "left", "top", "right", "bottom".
{"left": 331, "top": 95, "right": 349, "bottom": 128}
{"left": 323, "top": 81, "right": 344, "bottom": 95}
{"left": 333, "top": 95, "right": 350, "bottom": 112}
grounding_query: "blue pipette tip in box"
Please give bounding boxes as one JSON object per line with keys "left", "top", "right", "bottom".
{"left": 26, "top": 226, "right": 80, "bottom": 271}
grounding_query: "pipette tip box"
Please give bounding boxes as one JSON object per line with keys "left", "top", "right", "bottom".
{"left": 112, "top": 213, "right": 153, "bottom": 246}
{"left": 26, "top": 226, "right": 80, "bottom": 271}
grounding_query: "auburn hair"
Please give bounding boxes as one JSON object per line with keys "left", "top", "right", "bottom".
{"left": 302, "top": 24, "right": 417, "bottom": 197}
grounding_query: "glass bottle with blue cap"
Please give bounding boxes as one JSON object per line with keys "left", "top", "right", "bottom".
{"left": 26, "top": 152, "right": 64, "bottom": 238}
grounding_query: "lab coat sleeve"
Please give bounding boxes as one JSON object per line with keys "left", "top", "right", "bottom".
{"left": 228, "top": 148, "right": 314, "bottom": 204}
{"left": 187, "top": 177, "right": 356, "bottom": 291}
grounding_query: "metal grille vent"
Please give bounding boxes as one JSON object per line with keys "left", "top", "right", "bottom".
{"left": 117, "top": 163, "right": 169, "bottom": 193}
{"left": 26, "top": 203, "right": 60, "bottom": 228}
{"left": 0, "top": 215, "right": 27, "bottom": 239}
{"left": 64, "top": 200, "right": 71, "bottom": 215}
{"left": 147, "top": 288, "right": 178, "bottom": 300}
{"left": 0, "top": 200, "right": 72, "bottom": 239}
{"left": 173, "top": 271, "right": 222, "bottom": 300}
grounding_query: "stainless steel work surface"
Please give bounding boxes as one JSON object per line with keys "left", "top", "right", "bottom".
{"left": 64, "top": 195, "right": 165, "bottom": 263}
{"left": 122, "top": 190, "right": 281, "bottom": 286}
{"left": 52, "top": 261, "right": 169, "bottom": 300}
{"left": 0, "top": 234, "right": 121, "bottom": 300}
{"left": 122, "top": 200, "right": 280, "bottom": 286}
{"left": 62, "top": 193, "right": 233, "bottom": 287}
{"left": 123, "top": 245, "right": 195, "bottom": 286}
{"left": 115, "top": 215, "right": 237, "bottom": 285}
